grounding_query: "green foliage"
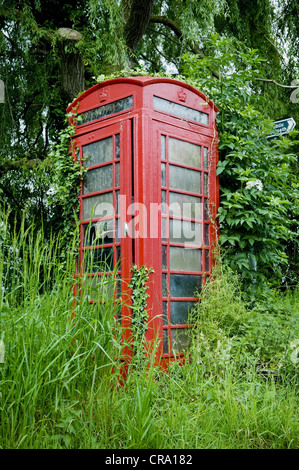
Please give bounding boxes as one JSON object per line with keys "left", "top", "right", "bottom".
{"left": 49, "top": 114, "right": 82, "bottom": 254}
{"left": 0, "top": 224, "right": 298, "bottom": 449}
{"left": 129, "top": 264, "right": 154, "bottom": 357}
{"left": 190, "top": 258, "right": 299, "bottom": 383}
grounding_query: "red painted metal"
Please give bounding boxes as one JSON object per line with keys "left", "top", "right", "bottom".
{"left": 67, "top": 77, "right": 219, "bottom": 367}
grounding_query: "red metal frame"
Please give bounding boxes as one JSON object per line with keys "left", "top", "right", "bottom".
{"left": 67, "top": 77, "right": 219, "bottom": 367}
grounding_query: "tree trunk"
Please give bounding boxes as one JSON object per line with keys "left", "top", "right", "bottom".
{"left": 58, "top": 28, "right": 85, "bottom": 102}
{"left": 123, "top": 0, "right": 155, "bottom": 67}
{"left": 61, "top": 50, "right": 85, "bottom": 102}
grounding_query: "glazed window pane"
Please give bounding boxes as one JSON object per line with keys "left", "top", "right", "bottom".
{"left": 169, "top": 137, "right": 201, "bottom": 167}
{"left": 204, "top": 147, "right": 208, "bottom": 169}
{"left": 79, "top": 96, "right": 133, "bottom": 125}
{"left": 170, "top": 301, "right": 195, "bottom": 325}
{"left": 170, "top": 274, "right": 202, "bottom": 298}
{"left": 169, "top": 219, "right": 202, "bottom": 245}
{"left": 115, "top": 162, "right": 120, "bottom": 187}
{"left": 170, "top": 328, "right": 192, "bottom": 353}
{"left": 161, "top": 163, "right": 166, "bottom": 187}
{"left": 83, "top": 165, "right": 113, "bottom": 194}
{"left": 169, "top": 247, "right": 202, "bottom": 272}
{"left": 169, "top": 192, "right": 202, "bottom": 220}
{"left": 83, "top": 247, "right": 114, "bottom": 273}
{"left": 169, "top": 165, "right": 201, "bottom": 194}
{"left": 82, "top": 192, "right": 113, "bottom": 220}
{"left": 154, "top": 97, "right": 209, "bottom": 125}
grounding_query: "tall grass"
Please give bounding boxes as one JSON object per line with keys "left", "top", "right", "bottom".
{"left": 0, "top": 209, "right": 298, "bottom": 449}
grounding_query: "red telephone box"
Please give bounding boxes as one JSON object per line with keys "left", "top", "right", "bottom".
{"left": 67, "top": 76, "right": 219, "bottom": 367}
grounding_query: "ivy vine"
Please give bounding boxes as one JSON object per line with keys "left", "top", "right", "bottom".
{"left": 129, "top": 264, "right": 154, "bottom": 356}
{"left": 49, "top": 111, "right": 83, "bottom": 258}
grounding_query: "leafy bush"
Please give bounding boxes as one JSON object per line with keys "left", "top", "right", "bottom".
{"left": 181, "top": 36, "right": 299, "bottom": 296}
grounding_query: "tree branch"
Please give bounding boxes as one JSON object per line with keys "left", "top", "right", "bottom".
{"left": 123, "top": 0, "right": 155, "bottom": 66}
{"left": 149, "top": 15, "right": 220, "bottom": 79}
{"left": 253, "top": 78, "right": 298, "bottom": 89}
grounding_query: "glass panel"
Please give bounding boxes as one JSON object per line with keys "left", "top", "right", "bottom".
{"left": 83, "top": 165, "right": 113, "bottom": 194}
{"left": 162, "top": 273, "right": 168, "bottom": 297}
{"left": 169, "top": 138, "right": 201, "bottom": 167}
{"left": 204, "top": 173, "right": 208, "bottom": 195}
{"left": 115, "top": 162, "right": 120, "bottom": 187}
{"left": 170, "top": 301, "right": 195, "bottom": 325}
{"left": 163, "top": 302, "right": 168, "bottom": 325}
{"left": 82, "top": 192, "right": 113, "bottom": 220}
{"left": 205, "top": 250, "right": 210, "bottom": 272}
{"left": 116, "top": 218, "right": 120, "bottom": 242}
{"left": 170, "top": 328, "right": 192, "bottom": 353}
{"left": 170, "top": 274, "right": 202, "bottom": 298}
{"left": 161, "top": 191, "right": 167, "bottom": 214}
{"left": 116, "top": 275, "right": 121, "bottom": 298}
{"left": 204, "top": 224, "right": 209, "bottom": 246}
{"left": 161, "top": 135, "right": 166, "bottom": 159}
{"left": 170, "top": 247, "right": 202, "bottom": 272}
{"left": 204, "top": 147, "right": 208, "bottom": 169}
{"left": 115, "top": 134, "right": 120, "bottom": 159}
{"left": 83, "top": 274, "right": 115, "bottom": 302}
{"left": 161, "top": 217, "right": 167, "bottom": 241}
{"left": 169, "top": 166, "right": 201, "bottom": 193}
{"left": 116, "top": 190, "right": 120, "bottom": 215}
{"left": 116, "top": 246, "right": 121, "bottom": 268}
{"left": 169, "top": 219, "right": 202, "bottom": 245}
{"left": 83, "top": 219, "right": 114, "bottom": 246}
{"left": 79, "top": 96, "right": 133, "bottom": 125}
{"left": 83, "top": 247, "right": 114, "bottom": 273}
{"left": 169, "top": 192, "right": 202, "bottom": 220}
{"left": 204, "top": 198, "right": 210, "bottom": 221}
{"left": 162, "top": 245, "right": 167, "bottom": 269}
{"left": 161, "top": 163, "right": 166, "bottom": 187}
{"left": 82, "top": 137, "right": 113, "bottom": 167}
{"left": 163, "top": 330, "right": 169, "bottom": 354}
{"left": 154, "top": 96, "right": 209, "bottom": 125}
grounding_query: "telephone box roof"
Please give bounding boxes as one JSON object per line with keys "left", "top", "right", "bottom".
{"left": 67, "top": 76, "right": 219, "bottom": 113}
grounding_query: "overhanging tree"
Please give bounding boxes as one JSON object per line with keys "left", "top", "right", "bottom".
{"left": 0, "top": 0, "right": 298, "bottom": 290}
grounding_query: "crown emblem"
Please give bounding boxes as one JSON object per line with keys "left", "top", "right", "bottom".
{"left": 99, "top": 88, "right": 109, "bottom": 102}
{"left": 177, "top": 88, "right": 187, "bottom": 102}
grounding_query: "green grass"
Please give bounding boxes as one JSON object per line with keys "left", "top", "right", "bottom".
{"left": 0, "top": 212, "right": 298, "bottom": 449}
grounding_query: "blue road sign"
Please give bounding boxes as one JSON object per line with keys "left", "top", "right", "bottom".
{"left": 267, "top": 117, "right": 296, "bottom": 138}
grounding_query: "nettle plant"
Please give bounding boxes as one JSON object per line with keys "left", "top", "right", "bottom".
{"left": 181, "top": 36, "right": 299, "bottom": 297}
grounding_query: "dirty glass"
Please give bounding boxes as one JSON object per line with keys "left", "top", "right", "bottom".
{"left": 82, "top": 192, "right": 113, "bottom": 220}
{"left": 169, "top": 165, "right": 201, "bottom": 193}
{"left": 169, "top": 246, "right": 202, "bottom": 272}
{"left": 83, "top": 165, "right": 113, "bottom": 194}
{"left": 154, "top": 96, "right": 209, "bottom": 125}
{"left": 170, "top": 301, "right": 195, "bottom": 325}
{"left": 170, "top": 274, "right": 202, "bottom": 298}
{"left": 169, "top": 219, "right": 202, "bottom": 245}
{"left": 169, "top": 137, "right": 201, "bottom": 167}
{"left": 169, "top": 192, "right": 202, "bottom": 220}
{"left": 79, "top": 96, "right": 133, "bottom": 125}
{"left": 82, "top": 137, "right": 113, "bottom": 167}
{"left": 170, "top": 328, "right": 192, "bottom": 353}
